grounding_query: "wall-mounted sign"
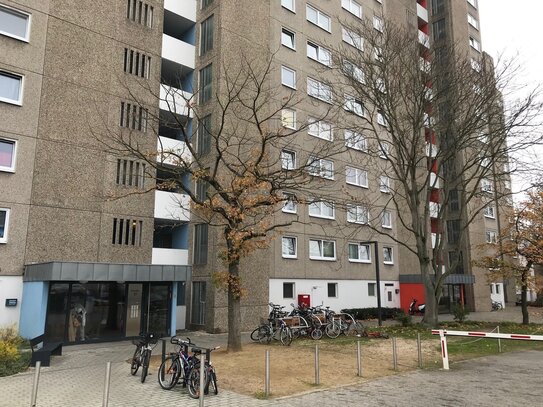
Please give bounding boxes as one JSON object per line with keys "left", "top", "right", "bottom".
{"left": 5, "top": 299, "right": 18, "bottom": 307}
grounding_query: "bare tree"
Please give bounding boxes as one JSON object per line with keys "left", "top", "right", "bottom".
{"left": 329, "top": 18, "right": 542, "bottom": 325}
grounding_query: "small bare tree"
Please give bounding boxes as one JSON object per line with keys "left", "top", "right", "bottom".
{"left": 330, "top": 18, "right": 542, "bottom": 325}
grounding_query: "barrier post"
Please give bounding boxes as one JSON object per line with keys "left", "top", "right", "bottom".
{"left": 30, "top": 361, "right": 41, "bottom": 407}
{"left": 102, "top": 362, "right": 111, "bottom": 407}
{"left": 161, "top": 338, "right": 166, "bottom": 364}
{"left": 417, "top": 332, "right": 423, "bottom": 369}
{"left": 199, "top": 354, "right": 205, "bottom": 407}
{"left": 265, "top": 349, "right": 270, "bottom": 397}
{"left": 314, "top": 344, "right": 320, "bottom": 385}
{"left": 497, "top": 326, "right": 502, "bottom": 353}
{"left": 356, "top": 341, "right": 362, "bottom": 377}
{"left": 439, "top": 330, "right": 450, "bottom": 370}
{"left": 392, "top": 337, "right": 398, "bottom": 371}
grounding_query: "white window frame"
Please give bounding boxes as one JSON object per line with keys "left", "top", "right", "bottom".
{"left": 308, "top": 156, "right": 334, "bottom": 179}
{"left": 467, "top": 0, "right": 478, "bottom": 9}
{"left": 309, "top": 200, "right": 335, "bottom": 219}
{"left": 379, "top": 142, "right": 390, "bottom": 159}
{"left": 306, "top": 4, "right": 331, "bottom": 32}
{"left": 0, "top": 70, "right": 24, "bottom": 106}
{"left": 281, "top": 149, "right": 296, "bottom": 170}
{"left": 383, "top": 246, "right": 394, "bottom": 264}
{"left": 467, "top": 14, "right": 479, "bottom": 30}
{"left": 283, "top": 282, "right": 295, "bottom": 299}
{"left": 485, "top": 230, "right": 497, "bottom": 244}
{"left": 344, "top": 94, "right": 365, "bottom": 116}
{"left": 0, "top": 207, "right": 10, "bottom": 243}
{"left": 327, "top": 282, "right": 338, "bottom": 298}
{"left": 348, "top": 242, "right": 371, "bottom": 263}
{"left": 484, "top": 205, "right": 496, "bottom": 219}
{"left": 309, "top": 238, "right": 336, "bottom": 261}
{"left": 373, "top": 15, "right": 384, "bottom": 32}
{"left": 281, "top": 108, "right": 296, "bottom": 129}
{"left": 0, "top": 137, "right": 17, "bottom": 172}
{"left": 346, "top": 166, "right": 368, "bottom": 188}
{"left": 306, "top": 41, "right": 332, "bottom": 66}
{"left": 345, "top": 130, "right": 367, "bottom": 152}
{"left": 469, "top": 36, "right": 481, "bottom": 52}
{"left": 281, "top": 27, "right": 296, "bottom": 50}
{"left": 0, "top": 4, "right": 31, "bottom": 42}
{"left": 282, "top": 236, "right": 298, "bottom": 258}
{"left": 341, "top": 0, "right": 362, "bottom": 18}
{"left": 343, "top": 60, "right": 365, "bottom": 84}
{"left": 347, "top": 204, "right": 368, "bottom": 224}
{"left": 368, "top": 282, "right": 376, "bottom": 296}
{"left": 377, "top": 110, "right": 387, "bottom": 126}
{"left": 307, "top": 78, "right": 332, "bottom": 103}
{"left": 281, "top": 0, "right": 295, "bottom": 13}
{"left": 281, "top": 66, "right": 296, "bottom": 89}
{"left": 381, "top": 210, "right": 392, "bottom": 229}
{"left": 308, "top": 118, "right": 333, "bottom": 141}
{"left": 379, "top": 175, "right": 391, "bottom": 193}
{"left": 282, "top": 193, "right": 298, "bottom": 214}
{"left": 481, "top": 179, "right": 493, "bottom": 193}
{"left": 471, "top": 58, "right": 482, "bottom": 72}
{"left": 342, "top": 26, "right": 363, "bottom": 50}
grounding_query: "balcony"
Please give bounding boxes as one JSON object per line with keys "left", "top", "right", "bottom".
{"left": 418, "top": 30, "right": 430, "bottom": 48}
{"left": 160, "top": 84, "right": 194, "bottom": 118}
{"left": 164, "top": 0, "right": 196, "bottom": 22}
{"left": 430, "top": 172, "right": 440, "bottom": 188}
{"left": 429, "top": 202, "right": 441, "bottom": 218}
{"left": 417, "top": 3, "right": 428, "bottom": 23}
{"left": 162, "top": 34, "right": 195, "bottom": 70}
{"left": 152, "top": 248, "right": 189, "bottom": 266}
{"left": 157, "top": 136, "right": 192, "bottom": 166}
{"left": 154, "top": 190, "right": 190, "bottom": 221}
{"left": 425, "top": 142, "right": 437, "bottom": 158}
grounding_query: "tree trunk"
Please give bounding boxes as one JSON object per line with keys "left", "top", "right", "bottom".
{"left": 227, "top": 277, "right": 242, "bottom": 352}
{"left": 420, "top": 260, "right": 439, "bottom": 327}
{"left": 521, "top": 271, "right": 529, "bottom": 325}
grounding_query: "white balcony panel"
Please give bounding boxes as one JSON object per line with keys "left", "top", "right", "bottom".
{"left": 431, "top": 233, "right": 437, "bottom": 248}
{"left": 160, "top": 84, "right": 194, "bottom": 118}
{"left": 164, "top": 0, "right": 196, "bottom": 21}
{"left": 154, "top": 190, "right": 190, "bottom": 221}
{"left": 425, "top": 142, "right": 437, "bottom": 158}
{"left": 157, "top": 136, "right": 192, "bottom": 165}
{"left": 152, "top": 248, "right": 189, "bottom": 266}
{"left": 418, "top": 30, "right": 430, "bottom": 48}
{"left": 162, "top": 34, "right": 195, "bottom": 69}
{"left": 429, "top": 202, "right": 441, "bottom": 218}
{"left": 430, "top": 172, "right": 440, "bottom": 188}
{"left": 417, "top": 3, "right": 428, "bottom": 23}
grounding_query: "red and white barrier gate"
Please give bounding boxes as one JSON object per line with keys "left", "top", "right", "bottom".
{"left": 431, "top": 329, "right": 543, "bottom": 370}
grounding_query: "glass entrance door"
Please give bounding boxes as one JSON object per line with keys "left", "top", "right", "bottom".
{"left": 146, "top": 284, "right": 171, "bottom": 337}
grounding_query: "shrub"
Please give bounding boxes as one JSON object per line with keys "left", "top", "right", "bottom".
{"left": 0, "top": 325, "right": 31, "bottom": 377}
{"left": 452, "top": 304, "right": 470, "bottom": 323}
{"left": 395, "top": 310, "right": 412, "bottom": 327}
{"left": 341, "top": 307, "right": 404, "bottom": 321}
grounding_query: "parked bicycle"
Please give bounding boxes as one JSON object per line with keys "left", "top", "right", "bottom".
{"left": 250, "top": 303, "right": 293, "bottom": 345}
{"left": 131, "top": 332, "right": 158, "bottom": 383}
{"left": 491, "top": 300, "right": 503, "bottom": 311}
{"left": 186, "top": 345, "right": 220, "bottom": 399}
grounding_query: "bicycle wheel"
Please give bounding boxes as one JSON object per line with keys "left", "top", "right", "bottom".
{"left": 347, "top": 322, "right": 365, "bottom": 337}
{"left": 325, "top": 322, "right": 341, "bottom": 339}
{"left": 130, "top": 347, "right": 141, "bottom": 375}
{"left": 209, "top": 370, "right": 218, "bottom": 395}
{"left": 280, "top": 326, "right": 292, "bottom": 346}
{"left": 158, "top": 356, "right": 180, "bottom": 390}
{"left": 310, "top": 328, "right": 323, "bottom": 340}
{"left": 250, "top": 326, "right": 263, "bottom": 342}
{"left": 291, "top": 328, "right": 301, "bottom": 339}
{"left": 258, "top": 326, "right": 272, "bottom": 344}
{"left": 187, "top": 365, "right": 208, "bottom": 399}
{"left": 140, "top": 350, "right": 150, "bottom": 383}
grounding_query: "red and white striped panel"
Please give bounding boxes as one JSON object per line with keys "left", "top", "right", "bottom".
{"left": 431, "top": 329, "right": 543, "bottom": 341}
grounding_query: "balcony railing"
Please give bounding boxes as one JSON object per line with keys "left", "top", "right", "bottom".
{"left": 417, "top": 3, "right": 428, "bottom": 23}
{"left": 418, "top": 30, "right": 430, "bottom": 48}
{"left": 162, "top": 34, "right": 195, "bottom": 69}
{"left": 152, "top": 248, "right": 189, "bottom": 265}
{"left": 154, "top": 190, "right": 190, "bottom": 221}
{"left": 157, "top": 136, "right": 193, "bottom": 166}
{"left": 160, "top": 84, "right": 194, "bottom": 118}
{"left": 164, "top": 0, "right": 196, "bottom": 21}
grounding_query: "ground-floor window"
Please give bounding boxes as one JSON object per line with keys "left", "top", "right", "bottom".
{"left": 191, "top": 282, "right": 206, "bottom": 325}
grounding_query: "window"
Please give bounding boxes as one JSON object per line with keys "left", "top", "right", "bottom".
{"left": 0, "top": 4, "right": 30, "bottom": 41}
{"left": 447, "top": 219, "right": 461, "bottom": 243}
{"left": 467, "top": 14, "right": 478, "bottom": 29}
{"left": 127, "top": 1, "right": 154, "bottom": 28}
{"left": 0, "top": 138, "right": 16, "bottom": 172}
{"left": 202, "top": 0, "right": 214, "bottom": 8}
{"left": 0, "top": 208, "right": 9, "bottom": 243}
{"left": 495, "top": 284, "right": 500, "bottom": 294}
{"left": 199, "top": 64, "right": 212, "bottom": 103}
{"left": 379, "top": 142, "right": 390, "bottom": 159}
{"left": 306, "top": 4, "right": 331, "bottom": 32}
{"left": 307, "top": 78, "right": 332, "bottom": 103}
{"left": 345, "top": 130, "right": 367, "bottom": 151}
{"left": 481, "top": 179, "right": 493, "bottom": 193}
{"left": 469, "top": 36, "right": 481, "bottom": 52}
{"left": 308, "top": 118, "right": 332, "bottom": 140}
{"left": 116, "top": 159, "right": 146, "bottom": 188}
{"left": 381, "top": 210, "right": 392, "bottom": 228}
{"left": 342, "top": 27, "right": 363, "bottom": 49}
{"left": 195, "top": 179, "right": 209, "bottom": 201}
{"left": 177, "top": 282, "right": 186, "bottom": 306}
{"left": 432, "top": 18, "right": 446, "bottom": 40}
{"left": 283, "top": 282, "right": 294, "bottom": 298}
{"left": 344, "top": 94, "right": 365, "bottom": 116}
{"left": 471, "top": 58, "right": 482, "bottom": 72}
{"left": 377, "top": 110, "right": 387, "bottom": 126}
{"left": 448, "top": 190, "right": 460, "bottom": 212}
{"left": 373, "top": 16, "right": 384, "bottom": 32}
{"left": 281, "top": 150, "right": 296, "bottom": 170}
{"left": 193, "top": 224, "right": 209, "bottom": 264}
{"left": 346, "top": 166, "right": 368, "bottom": 188}
{"left": 0, "top": 71, "right": 23, "bottom": 105}
{"left": 282, "top": 236, "right": 297, "bottom": 258}
{"left": 379, "top": 175, "right": 391, "bottom": 193}
{"left": 383, "top": 247, "right": 393, "bottom": 264}
{"left": 485, "top": 230, "right": 497, "bottom": 243}
{"left": 281, "top": 0, "right": 295, "bottom": 12}
{"left": 343, "top": 60, "right": 365, "bottom": 83}
{"left": 119, "top": 102, "right": 148, "bottom": 132}
{"left": 197, "top": 115, "right": 212, "bottom": 155}
{"left": 283, "top": 193, "right": 298, "bottom": 213}
{"left": 467, "top": 0, "right": 477, "bottom": 8}
{"left": 309, "top": 200, "right": 335, "bottom": 219}
{"left": 368, "top": 282, "right": 376, "bottom": 296}
{"left": 309, "top": 239, "right": 336, "bottom": 260}
{"left": 347, "top": 205, "right": 368, "bottom": 224}
{"left": 281, "top": 28, "right": 295, "bottom": 49}
{"left": 348, "top": 243, "right": 371, "bottom": 262}
{"left": 327, "top": 283, "right": 337, "bottom": 298}
{"left": 200, "top": 15, "right": 214, "bottom": 55}
{"left": 281, "top": 66, "right": 296, "bottom": 89}
{"left": 341, "top": 0, "right": 361, "bottom": 18}
{"left": 432, "top": 0, "right": 445, "bottom": 14}
{"left": 374, "top": 46, "right": 383, "bottom": 62}
{"left": 307, "top": 42, "right": 332, "bottom": 66}
{"left": 111, "top": 218, "right": 143, "bottom": 246}
{"left": 484, "top": 205, "right": 496, "bottom": 219}
{"left": 281, "top": 109, "right": 296, "bottom": 129}
{"left": 123, "top": 48, "right": 151, "bottom": 78}
{"left": 308, "top": 156, "right": 334, "bottom": 179}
